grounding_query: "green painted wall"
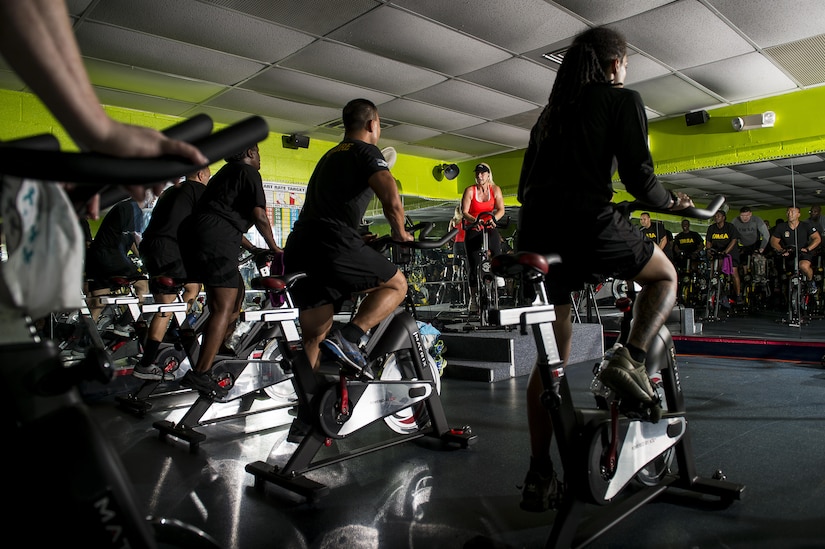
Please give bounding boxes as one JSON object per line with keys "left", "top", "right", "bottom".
{"left": 4, "top": 84, "right": 825, "bottom": 230}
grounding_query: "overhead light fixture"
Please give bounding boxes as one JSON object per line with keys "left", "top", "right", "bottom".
{"left": 432, "top": 163, "right": 460, "bottom": 181}
{"left": 731, "top": 111, "right": 776, "bottom": 132}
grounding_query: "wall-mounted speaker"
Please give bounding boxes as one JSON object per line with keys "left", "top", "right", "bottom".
{"left": 685, "top": 110, "right": 710, "bottom": 126}
{"left": 282, "top": 134, "right": 310, "bottom": 149}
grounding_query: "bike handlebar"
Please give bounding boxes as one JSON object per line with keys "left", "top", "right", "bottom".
{"left": 370, "top": 222, "right": 459, "bottom": 251}
{"left": 0, "top": 114, "right": 267, "bottom": 185}
{"left": 616, "top": 194, "right": 726, "bottom": 220}
{"left": 463, "top": 210, "right": 510, "bottom": 231}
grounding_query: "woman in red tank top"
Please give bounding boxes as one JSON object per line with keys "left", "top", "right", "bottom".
{"left": 460, "top": 162, "right": 505, "bottom": 313}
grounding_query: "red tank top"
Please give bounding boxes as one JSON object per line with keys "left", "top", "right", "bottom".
{"left": 468, "top": 186, "right": 495, "bottom": 230}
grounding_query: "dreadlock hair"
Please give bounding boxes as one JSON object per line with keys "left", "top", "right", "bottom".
{"left": 536, "top": 26, "right": 627, "bottom": 140}
{"left": 342, "top": 98, "right": 378, "bottom": 133}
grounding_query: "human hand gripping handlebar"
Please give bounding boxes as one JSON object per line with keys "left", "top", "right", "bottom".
{"left": 615, "top": 194, "right": 725, "bottom": 221}
{"left": 0, "top": 114, "right": 269, "bottom": 210}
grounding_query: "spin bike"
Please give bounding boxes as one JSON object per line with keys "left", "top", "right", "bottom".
{"left": 151, "top": 267, "right": 298, "bottom": 452}
{"left": 116, "top": 250, "right": 267, "bottom": 416}
{"left": 489, "top": 195, "right": 744, "bottom": 549}
{"left": 1, "top": 113, "right": 265, "bottom": 547}
{"left": 464, "top": 210, "right": 510, "bottom": 328}
{"left": 246, "top": 224, "right": 477, "bottom": 501}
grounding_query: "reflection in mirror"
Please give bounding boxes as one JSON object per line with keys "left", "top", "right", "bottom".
{"left": 658, "top": 153, "right": 825, "bottom": 349}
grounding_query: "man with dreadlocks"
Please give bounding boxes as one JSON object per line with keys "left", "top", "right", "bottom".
{"left": 515, "top": 26, "right": 693, "bottom": 511}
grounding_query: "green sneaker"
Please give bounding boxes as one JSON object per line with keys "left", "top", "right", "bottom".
{"left": 597, "top": 346, "right": 656, "bottom": 403}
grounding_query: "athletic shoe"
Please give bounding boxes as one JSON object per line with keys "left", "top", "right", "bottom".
{"left": 132, "top": 363, "right": 168, "bottom": 381}
{"left": 520, "top": 468, "right": 562, "bottom": 512}
{"left": 597, "top": 347, "right": 656, "bottom": 404}
{"left": 180, "top": 370, "right": 229, "bottom": 398}
{"left": 735, "top": 295, "right": 744, "bottom": 305}
{"left": 808, "top": 281, "right": 818, "bottom": 295}
{"left": 320, "top": 329, "right": 374, "bottom": 380}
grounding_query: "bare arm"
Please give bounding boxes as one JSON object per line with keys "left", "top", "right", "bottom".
{"left": 0, "top": 0, "right": 206, "bottom": 164}
{"left": 804, "top": 230, "right": 821, "bottom": 252}
{"left": 492, "top": 185, "right": 506, "bottom": 222}
{"left": 369, "top": 170, "right": 413, "bottom": 242}
{"left": 460, "top": 187, "right": 474, "bottom": 223}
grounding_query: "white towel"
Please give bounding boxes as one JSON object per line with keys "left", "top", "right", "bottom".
{"left": 0, "top": 176, "right": 84, "bottom": 320}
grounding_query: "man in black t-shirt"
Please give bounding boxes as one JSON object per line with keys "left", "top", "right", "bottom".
{"left": 706, "top": 210, "right": 742, "bottom": 304}
{"left": 284, "top": 99, "right": 413, "bottom": 392}
{"left": 85, "top": 195, "right": 148, "bottom": 320}
{"left": 770, "top": 206, "right": 821, "bottom": 295}
{"left": 672, "top": 219, "right": 704, "bottom": 271}
{"left": 133, "top": 167, "right": 209, "bottom": 380}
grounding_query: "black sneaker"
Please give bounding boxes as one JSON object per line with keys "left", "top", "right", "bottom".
{"left": 320, "top": 329, "right": 374, "bottom": 380}
{"left": 132, "top": 363, "right": 168, "bottom": 381}
{"left": 520, "top": 469, "right": 562, "bottom": 512}
{"left": 180, "top": 370, "right": 229, "bottom": 398}
{"left": 808, "top": 281, "right": 818, "bottom": 295}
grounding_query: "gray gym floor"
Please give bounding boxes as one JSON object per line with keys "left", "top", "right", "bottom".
{"left": 86, "top": 315, "right": 825, "bottom": 549}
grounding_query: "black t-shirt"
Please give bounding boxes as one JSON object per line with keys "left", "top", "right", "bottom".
{"left": 89, "top": 198, "right": 141, "bottom": 255}
{"left": 640, "top": 221, "right": 667, "bottom": 245}
{"left": 772, "top": 220, "right": 817, "bottom": 249}
{"left": 706, "top": 222, "right": 740, "bottom": 252}
{"left": 291, "top": 138, "right": 388, "bottom": 238}
{"left": 141, "top": 179, "right": 205, "bottom": 245}
{"left": 673, "top": 230, "right": 704, "bottom": 254}
{"left": 196, "top": 162, "right": 265, "bottom": 233}
{"left": 518, "top": 83, "right": 671, "bottom": 230}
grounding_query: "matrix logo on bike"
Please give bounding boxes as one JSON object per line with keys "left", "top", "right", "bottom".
{"left": 93, "top": 493, "right": 131, "bottom": 547}
{"left": 413, "top": 331, "right": 428, "bottom": 369}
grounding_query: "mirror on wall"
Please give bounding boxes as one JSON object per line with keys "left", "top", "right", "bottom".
{"left": 654, "top": 151, "right": 825, "bottom": 343}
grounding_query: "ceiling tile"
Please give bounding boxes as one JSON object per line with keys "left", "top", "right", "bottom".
{"left": 84, "top": 0, "right": 315, "bottom": 63}
{"left": 612, "top": 1, "right": 754, "bottom": 70}
{"left": 205, "top": 88, "right": 340, "bottom": 124}
{"left": 553, "top": 0, "right": 674, "bottom": 25}
{"left": 379, "top": 125, "right": 441, "bottom": 143}
{"left": 204, "top": 0, "right": 380, "bottom": 36}
{"left": 630, "top": 74, "right": 722, "bottom": 116}
{"left": 328, "top": 5, "right": 511, "bottom": 75}
{"left": 242, "top": 67, "right": 393, "bottom": 108}
{"left": 707, "top": 0, "right": 825, "bottom": 48}
{"left": 682, "top": 53, "right": 797, "bottom": 102}
{"left": 75, "top": 22, "right": 266, "bottom": 85}
{"left": 84, "top": 59, "right": 227, "bottom": 103}
{"left": 281, "top": 41, "right": 445, "bottom": 95}
{"left": 378, "top": 99, "right": 486, "bottom": 132}
{"left": 460, "top": 58, "right": 556, "bottom": 105}
{"left": 392, "top": 0, "right": 588, "bottom": 54}
{"left": 94, "top": 87, "right": 197, "bottom": 117}
{"left": 407, "top": 80, "right": 539, "bottom": 120}
{"left": 454, "top": 122, "right": 531, "bottom": 148}
{"left": 416, "top": 134, "right": 512, "bottom": 156}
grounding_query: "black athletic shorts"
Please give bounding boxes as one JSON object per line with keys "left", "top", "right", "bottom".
{"left": 284, "top": 226, "right": 399, "bottom": 310}
{"left": 181, "top": 213, "right": 243, "bottom": 288}
{"left": 517, "top": 208, "right": 653, "bottom": 305}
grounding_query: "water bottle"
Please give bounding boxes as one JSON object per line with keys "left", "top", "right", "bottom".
{"left": 225, "top": 320, "right": 252, "bottom": 352}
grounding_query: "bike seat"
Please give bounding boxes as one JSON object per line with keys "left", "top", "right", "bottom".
{"left": 251, "top": 276, "right": 287, "bottom": 293}
{"left": 491, "top": 252, "right": 561, "bottom": 277}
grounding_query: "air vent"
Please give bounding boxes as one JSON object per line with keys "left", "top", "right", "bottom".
{"left": 541, "top": 48, "right": 567, "bottom": 65}
{"left": 764, "top": 33, "right": 825, "bottom": 87}
{"left": 321, "top": 117, "right": 401, "bottom": 130}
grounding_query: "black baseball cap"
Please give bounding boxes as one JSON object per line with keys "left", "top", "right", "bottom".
{"left": 474, "top": 163, "right": 490, "bottom": 173}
